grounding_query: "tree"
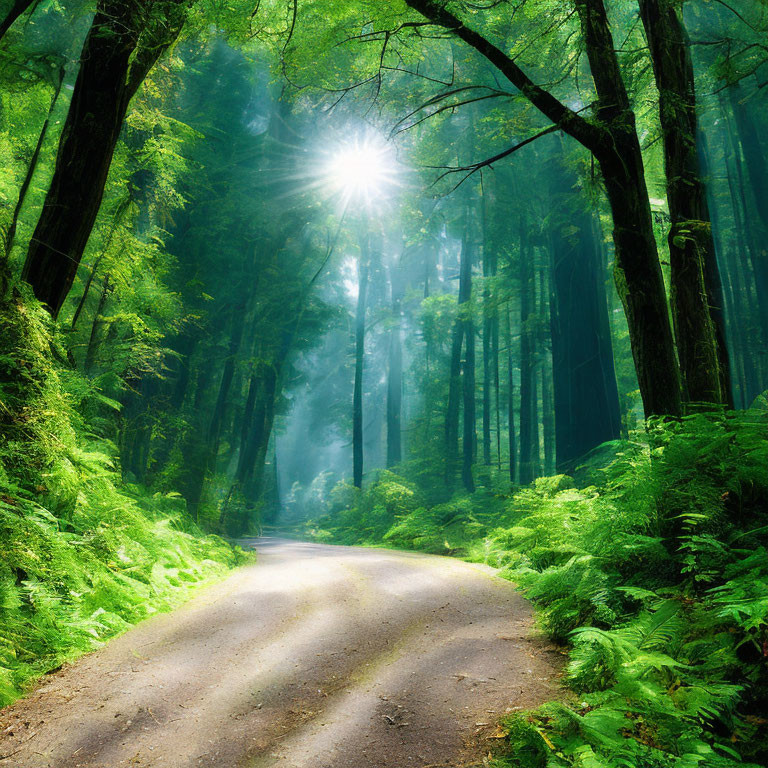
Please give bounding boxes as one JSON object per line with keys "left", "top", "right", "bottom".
{"left": 404, "top": 0, "right": 682, "bottom": 417}
{"left": 547, "top": 140, "right": 621, "bottom": 470}
{"left": 639, "top": 0, "right": 731, "bottom": 406}
{"left": 22, "top": 0, "right": 190, "bottom": 316}
{"left": 460, "top": 213, "right": 476, "bottom": 492}
{"left": 518, "top": 219, "right": 536, "bottom": 485}
{"left": 386, "top": 254, "right": 403, "bottom": 467}
{"left": 353, "top": 249, "right": 369, "bottom": 488}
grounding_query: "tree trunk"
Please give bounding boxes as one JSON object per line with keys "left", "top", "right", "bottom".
{"left": 208, "top": 297, "right": 246, "bottom": 460}
{"left": 538, "top": 266, "right": 555, "bottom": 475}
{"left": 84, "top": 275, "right": 111, "bottom": 375}
{"left": 574, "top": 0, "right": 682, "bottom": 417}
{"left": 386, "top": 257, "right": 403, "bottom": 467}
{"left": 445, "top": 313, "right": 464, "bottom": 482}
{"left": 518, "top": 223, "right": 535, "bottom": 485}
{"left": 493, "top": 297, "right": 501, "bottom": 469}
{"left": 547, "top": 145, "right": 621, "bottom": 470}
{"left": 461, "top": 225, "right": 476, "bottom": 492}
{"left": 482, "top": 205, "right": 497, "bottom": 466}
{"left": 225, "top": 362, "right": 279, "bottom": 534}
{"left": 21, "top": 0, "right": 188, "bottom": 316}
{"left": 639, "top": 0, "right": 731, "bottom": 406}
{"left": 445, "top": 220, "right": 472, "bottom": 484}
{"left": 353, "top": 258, "right": 368, "bottom": 488}
{"left": 506, "top": 306, "right": 516, "bottom": 484}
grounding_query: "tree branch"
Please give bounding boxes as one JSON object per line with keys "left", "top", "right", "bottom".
{"left": 403, "top": 0, "right": 604, "bottom": 151}
{"left": 427, "top": 123, "right": 559, "bottom": 192}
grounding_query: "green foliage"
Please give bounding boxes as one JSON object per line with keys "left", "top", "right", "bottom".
{"left": 313, "top": 414, "right": 768, "bottom": 767}
{"left": 0, "top": 291, "right": 245, "bottom": 707}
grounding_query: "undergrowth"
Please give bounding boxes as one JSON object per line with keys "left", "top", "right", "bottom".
{"left": 0, "top": 291, "right": 246, "bottom": 706}
{"left": 307, "top": 413, "right": 768, "bottom": 767}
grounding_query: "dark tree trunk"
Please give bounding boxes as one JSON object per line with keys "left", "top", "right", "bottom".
{"left": 538, "top": 266, "right": 555, "bottom": 475}
{"left": 506, "top": 306, "right": 516, "bottom": 484}
{"left": 547, "top": 146, "right": 621, "bottom": 470}
{"left": 224, "top": 362, "right": 279, "bottom": 534}
{"left": 482, "top": 203, "right": 497, "bottom": 466}
{"left": 84, "top": 275, "right": 111, "bottom": 375}
{"left": 21, "top": 0, "right": 188, "bottom": 316}
{"left": 518, "top": 224, "right": 535, "bottom": 485}
{"left": 575, "top": 0, "right": 682, "bottom": 417}
{"left": 353, "top": 258, "right": 368, "bottom": 488}
{"left": 461, "top": 227, "right": 476, "bottom": 492}
{"left": 170, "top": 332, "right": 197, "bottom": 410}
{"left": 445, "top": 314, "right": 464, "bottom": 482}
{"left": 493, "top": 299, "right": 501, "bottom": 469}
{"left": 0, "top": 0, "right": 34, "bottom": 42}
{"left": 639, "top": 0, "right": 731, "bottom": 406}
{"left": 445, "top": 220, "right": 472, "bottom": 484}
{"left": 386, "top": 258, "right": 403, "bottom": 467}
{"left": 208, "top": 298, "right": 246, "bottom": 460}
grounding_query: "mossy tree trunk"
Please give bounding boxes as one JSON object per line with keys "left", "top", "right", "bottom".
{"left": 639, "top": 0, "right": 731, "bottom": 407}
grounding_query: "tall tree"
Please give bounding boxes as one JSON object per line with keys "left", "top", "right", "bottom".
{"left": 404, "top": 0, "right": 682, "bottom": 417}
{"left": 481, "top": 191, "right": 498, "bottom": 467}
{"left": 461, "top": 219, "right": 476, "bottom": 492}
{"left": 639, "top": 0, "right": 731, "bottom": 406}
{"left": 353, "top": 249, "right": 369, "bottom": 488}
{"left": 444, "top": 208, "right": 472, "bottom": 484}
{"left": 22, "top": 0, "right": 190, "bottom": 316}
{"left": 386, "top": 255, "right": 403, "bottom": 467}
{"left": 547, "top": 144, "right": 621, "bottom": 469}
{"left": 537, "top": 265, "right": 555, "bottom": 474}
{"left": 518, "top": 221, "right": 536, "bottom": 485}
{"left": 506, "top": 306, "right": 516, "bottom": 484}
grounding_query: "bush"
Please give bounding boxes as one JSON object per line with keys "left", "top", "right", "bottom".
{"left": 0, "top": 291, "right": 245, "bottom": 706}
{"left": 307, "top": 413, "right": 768, "bottom": 767}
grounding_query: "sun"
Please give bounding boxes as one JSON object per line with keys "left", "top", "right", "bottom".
{"left": 323, "top": 136, "right": 396, "bottom": 207}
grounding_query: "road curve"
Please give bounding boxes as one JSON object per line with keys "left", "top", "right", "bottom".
{"left": 0, "top": 539, "right": 561, "bottom": 768}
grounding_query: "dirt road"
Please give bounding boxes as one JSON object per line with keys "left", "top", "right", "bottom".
{"left": 0, "top": 539, "right": 560, "bottom": 768}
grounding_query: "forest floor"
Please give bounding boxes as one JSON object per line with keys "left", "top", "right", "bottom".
{"left": 0, "top": 538, "right": 561, "bottom": 768}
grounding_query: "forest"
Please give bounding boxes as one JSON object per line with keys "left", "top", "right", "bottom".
{"left": 0, "top": 0, "right": 767, "bottom": 766}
